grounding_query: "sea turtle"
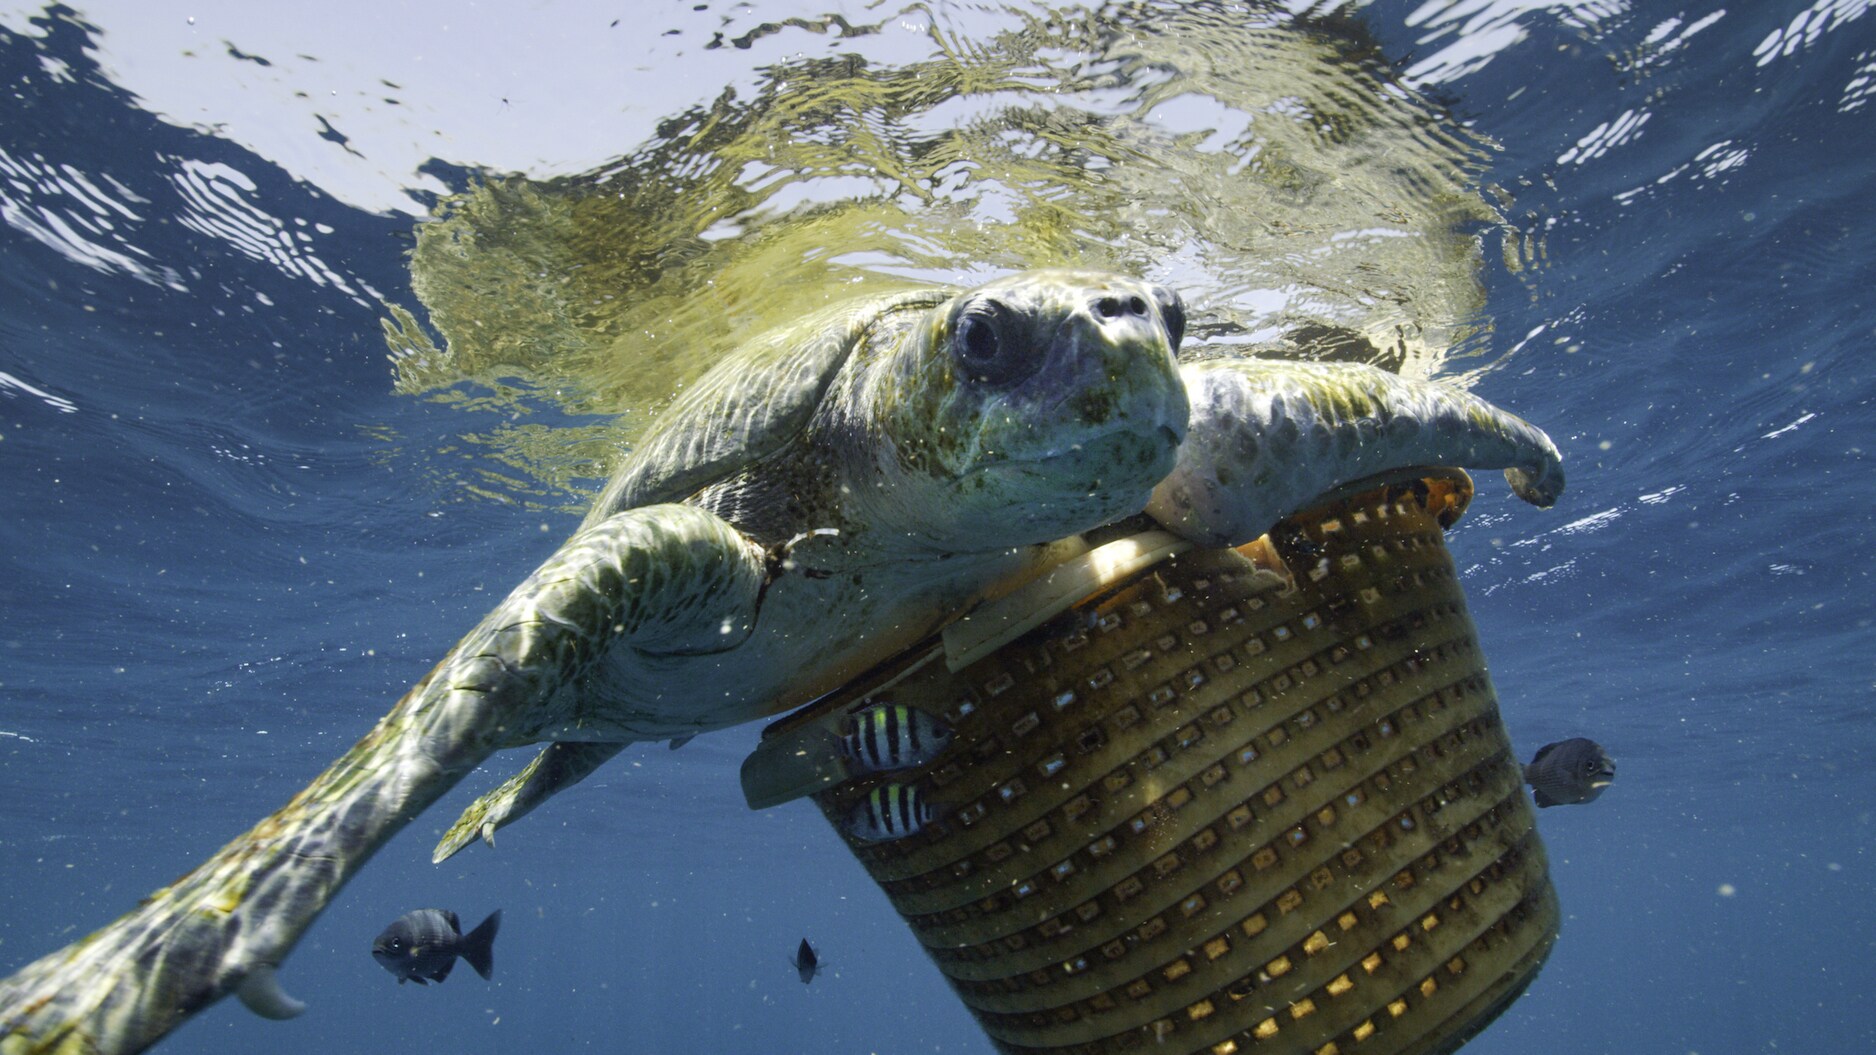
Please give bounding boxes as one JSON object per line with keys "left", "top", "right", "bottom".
{"left": 0, "top": 270, "right": 1562, "bottom": 1055}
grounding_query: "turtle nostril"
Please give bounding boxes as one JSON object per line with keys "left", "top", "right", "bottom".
{"left": 1096, "top": 296, "right": 1123, "bottom": 319}
{"left": 1127, "top": 295, "right": 1147, "bottom": 316}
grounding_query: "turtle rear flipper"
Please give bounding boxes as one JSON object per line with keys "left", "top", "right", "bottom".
{"left": 740, "top": 724, "right": 852, "bottom": 810}
{"left": 434, "top": 742, "right": 629, "bottom": 863}
{"left": 0, "top": 505, "right": 766, "bottom": 1055}
{"left": 1146, "top": 359, "right": 1565, "bottom": 548}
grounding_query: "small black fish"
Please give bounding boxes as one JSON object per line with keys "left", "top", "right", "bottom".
{"left": 790, "top": 938, "right": 821, "bottom": 984}
{"left": 840, "top": 702, "right": 952, "bottom": 775}
{"left": 845, "top": 782, "right": 934, "bottom": 842}
{"left": 1524, "top": 738, "right": 1616, "bottom": 808}
{"left": 372, "top": 908, "right": 501, "bottom": 985}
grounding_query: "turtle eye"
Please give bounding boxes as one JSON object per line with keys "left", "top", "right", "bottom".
{"left": 1151, "top": 285, "right": 1186, "bottom": 352}
{"left": 951, "top": 297, "right": 1035, "bottom": 387}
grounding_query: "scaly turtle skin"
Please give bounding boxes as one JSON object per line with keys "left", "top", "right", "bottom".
{"left": 0, "top": 271, "right": 1563, "bottom": 1055}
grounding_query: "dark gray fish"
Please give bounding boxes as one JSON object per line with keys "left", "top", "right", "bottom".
{"left": 844, "top": 782, "right": 934, "bottom": 842}
{"left": 371, "top": 908, "right": 501, "bottom": 985}
{"left": 839, "top": 702, "right": 952, "bottom": 775}
{"left": 790, "top": 938, "right": 820, "bottom": 984}
{"left": 1524, "top": 738, "right": 1616, "bottom": 808}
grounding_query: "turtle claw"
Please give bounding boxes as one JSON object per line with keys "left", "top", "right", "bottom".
{"left": 432, "top": 804, "right": 497, "bottom": 864}
{"left": 427, "top": 817, "right": 496, "bottom": 862}
{"left": 432, "top": 741, "right": 629, "bottom": 864}
{"left": 235, "top": 965, "right": 306, "bottom": 1021}
{"left": 431, "top": 761, "right": 545, "bottom": 863}
{"left": 1505, "top": 460, "right": 1564, "bottom": 509}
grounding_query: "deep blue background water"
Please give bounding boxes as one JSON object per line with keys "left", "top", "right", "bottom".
{"left": 3, "top": 2, "right": 1873, "bottom": 1053}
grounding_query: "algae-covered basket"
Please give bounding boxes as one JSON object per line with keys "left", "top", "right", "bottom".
{"left": 743, "top": 469, "right": 1557, "bottom": 1055}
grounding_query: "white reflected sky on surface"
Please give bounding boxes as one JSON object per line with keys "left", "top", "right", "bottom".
{"left": 2, "top": 0, "right": 1664, "bottom": 216}
{"left": 3, "top": 0, "right": 1627, "bottom": 215}
{"left": 0, "top": 0, "right": 941, "bottom": 214}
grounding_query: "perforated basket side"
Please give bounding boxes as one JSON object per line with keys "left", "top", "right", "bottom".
{"left": 807, "top": 473, "right": 1557, "bottom": 1055}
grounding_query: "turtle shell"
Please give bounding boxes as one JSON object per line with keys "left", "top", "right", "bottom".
{"left": 581, "top": 288, "right": 952, "bottom": 529}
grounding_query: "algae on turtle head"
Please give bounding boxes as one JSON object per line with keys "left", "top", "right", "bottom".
{"left": 837, "top": 270, "right": 1192, "bottom": 551}
{"left": 0, "top": 269, "right": 1563, "bottom": 1055}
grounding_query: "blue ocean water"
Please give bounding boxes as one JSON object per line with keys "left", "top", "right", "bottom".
{"left": 1, "top": 2, "right": 1872, "bottom": 1054}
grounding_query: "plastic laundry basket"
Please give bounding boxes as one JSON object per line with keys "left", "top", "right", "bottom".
{"left": 745, "top": 469, "right": 1557, "bottom": 1055}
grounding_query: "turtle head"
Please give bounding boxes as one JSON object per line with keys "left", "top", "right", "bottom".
{"left": 856, "top": 270, "right": 1190, "bottom": 550}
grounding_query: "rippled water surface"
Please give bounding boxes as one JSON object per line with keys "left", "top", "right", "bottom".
{"left": 2, "top": 1, "right": 1873, "bottom": 1052}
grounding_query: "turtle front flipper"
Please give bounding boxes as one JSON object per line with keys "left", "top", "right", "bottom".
{"left": 433, "top": 741, "right": 630, "bottom": 863}
{"left": 1147, "top": 359, "right": 1566, "bottom": 547}
{"left": 0, "top": 504, "right": 765, "bottom": 1055}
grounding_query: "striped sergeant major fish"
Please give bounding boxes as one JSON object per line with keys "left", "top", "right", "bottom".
{"left": 844, "top": 782, "right": 935, "bottom": 842}
{"left": 839, "top": 702, "right": 952, "bottom": 776}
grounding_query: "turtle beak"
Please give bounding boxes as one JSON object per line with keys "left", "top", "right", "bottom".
{"left": 1075, "top": 289, "right": 1190, "bottom": 444}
